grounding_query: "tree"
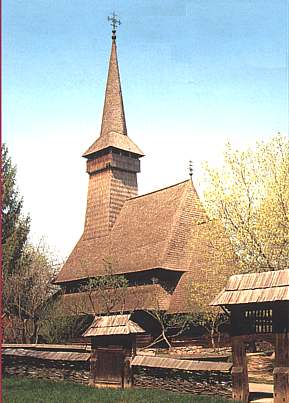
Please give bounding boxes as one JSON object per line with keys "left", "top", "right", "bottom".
{"left": 184, "top": 220, "right": 235, "bottom": 350}
{"left": 61, "top": 260, "right": 129, "bottom": 317}
{"left": 3, "top": 241, "right": 60, "bottom": 343}
{"left": 138, "top": 285, "right": 194, "bottom": 349}
{"left": 144, "top": 309, "right": 193, "bottom": 349}
{"left": 2, "top": 143, "right": 30, "bottom": 278}
{"left": 80, "top": 262, "right": 129, "bottom": 316}
{"left": 39, "top": 299, "right": 91, "bottom": 344}
{"left": 190, "top": 269, "right": 228, "bottom": 351}
{"left": 2, "top": 145, "right": 62, "bottom": 343}
{"left": 202, "top": 134, "right": 289, "bottom": 273}
{"left": 42, "top": 261, "right": 130, "bottom": 343}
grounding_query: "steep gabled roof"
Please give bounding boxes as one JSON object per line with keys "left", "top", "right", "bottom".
{"left": 167, "top": 272, "right": 199, "bottom": 314}
{"left": 168, "top": 220, "right": 237, "bottom": 314}
{"left": 55, "top": 236, "right": 110, "bottom": 283}
{"left": 55, "top": 180, "right": 208, "bottom": 284}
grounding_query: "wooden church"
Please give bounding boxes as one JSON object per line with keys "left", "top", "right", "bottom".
{"left": 54, "top": 19, "right": 235, "bottom": 340}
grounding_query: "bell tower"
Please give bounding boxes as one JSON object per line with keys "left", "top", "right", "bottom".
{"left": 82, "top": 14, "right": 144, "bottom": 241}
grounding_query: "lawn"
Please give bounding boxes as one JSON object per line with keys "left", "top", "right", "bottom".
{"left": 2, "top": 377, "right": 236, "bottom": 403}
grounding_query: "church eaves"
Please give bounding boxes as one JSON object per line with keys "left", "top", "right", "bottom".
{"left": 83, "top": 31, "right": 144, "bottom": 158}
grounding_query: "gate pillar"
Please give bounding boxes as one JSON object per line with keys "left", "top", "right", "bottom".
{"left": 231, "top": 336, "right": 249, "bottom": 403}
{"left": 274, "top": 333, "right": 289, "bottom": 403}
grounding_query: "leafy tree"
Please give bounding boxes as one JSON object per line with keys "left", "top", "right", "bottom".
{"left": 40, "top": 301, "right": 91, "bottom": 344}
{"left": 202, "top": 134, "right": 289, "bottom": 272}
{"left": 184, "top": 220, "right": 235, "bottom": 350}
{"left": 43, "top": 261, "right": 129, "bottom": 343}
{"left": 3, "top": 241, "right": 60, "bottom": 343}
{"left": 144, "top": 310, "right": 193, "bottom": 349}
{"left": 190, "top": 273, "right": 229, "bottom": 351}
{"left": 2, "top": 143, "right": 30, "bottom": 277}
{"left": 62, "top": 260, "right": 129, "bottom": 317}
{"left": 80, "top": 264, "right": 129, "bottom": 316}
{"left": 1, "top": 145, "right": 62, "bottom": 342}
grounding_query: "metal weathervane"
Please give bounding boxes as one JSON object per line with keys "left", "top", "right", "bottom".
{"left": 189, "top": 160, "right": 193, "bottom": 179}
{"left": 108, "top": 12, "right": 121, "bottom": 39}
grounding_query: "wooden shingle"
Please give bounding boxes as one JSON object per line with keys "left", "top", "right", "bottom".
{"left": 82, "top": 314, "right": 145, "bottom": 337}
{"left": 211, "top": 269, "right": 289, "bottom": 306}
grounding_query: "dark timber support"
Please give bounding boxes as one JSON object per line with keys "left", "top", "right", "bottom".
{"left": 274, "top": 333, "right": 289, "bottom": 402}
{"left": 273, "top": 303, "right": 289, "bottom": 402}
{"left": 89, "top": 340, "right": 97, "bottom": 386}
{"left": 231, "top": 336, "right": 249, "bottom": 403}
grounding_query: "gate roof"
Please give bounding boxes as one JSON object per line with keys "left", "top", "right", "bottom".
{"left": 211, "top": 269, "right": 289, "bottom": 306}
{"left": 82, "top": 314, "right": 145, "bottom": 337}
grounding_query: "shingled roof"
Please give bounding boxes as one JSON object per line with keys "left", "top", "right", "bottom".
{"left": 55, "top": 180, "right": 208, "bottom": 284}
{"left": 168, "top": 220, "right": 236, "bottom": 313}
{"left": 83, "top": 131, "right": 144, "bottom": 158}
{"left": 211, "top": 269, "right": 289, "bottom": 306}
{"left": 83, "top": 37, "right": 144, "bottom": 158}
{"left": 60, "top": 284, "right": 171, "bottom": 315}
{"left": 82, "top": 314, "right": 145, "bottom": 337}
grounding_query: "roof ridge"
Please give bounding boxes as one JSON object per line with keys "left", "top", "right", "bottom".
{"left": 231, "top": 268, "right": 288, "bottom": 278}
{"left": 162, "top": 180, "right": 208, "bottom": 270}
{"left": 128, "top": 179, "right": 191, "bottom": 201}
{"left": 161, "top": 181, "right": 190, "bottom": 264}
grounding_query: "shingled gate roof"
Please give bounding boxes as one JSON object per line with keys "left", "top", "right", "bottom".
{"left": 211, "top": 269, "right": 289, "bottom": 306}
{"left": 82, "top": 314, "right": 145, "bottom": 337}
{"left": 55, "top": 180, "right": 208, "bottom": 284}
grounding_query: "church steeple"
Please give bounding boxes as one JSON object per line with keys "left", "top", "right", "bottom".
{"left": 83, "top": 14, "right": 143, "bottom": 158}
{"left": 100, "top": 14, "right": 127, "bottom": 137}
{"left": 82, "top": 16, "right": 144, "bottom": 240}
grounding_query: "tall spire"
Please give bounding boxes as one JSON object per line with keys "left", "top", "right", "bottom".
{"left": 100, "top": 13, "right": 126, "bottom": 137}
{"left": 81, "top": 16, "right": 143, "bottom": 238}
{"left": 83, "top": 14, "right": 144, "bottom": 158}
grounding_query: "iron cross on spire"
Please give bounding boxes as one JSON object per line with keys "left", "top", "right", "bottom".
{"left": 108, "top": 12, "right": 121, "bottom": 40}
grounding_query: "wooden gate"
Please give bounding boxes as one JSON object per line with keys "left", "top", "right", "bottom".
{"left": 93, "top": 347, "right": 124, "bottom": 388}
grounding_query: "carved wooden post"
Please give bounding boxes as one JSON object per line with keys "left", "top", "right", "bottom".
{"left": 273, "top": 302, "right": 289, "bottom": 403}
{"left": 231, "top": 336, "right": 249, "bottom": 402}
{"left": 89, "top": 340, "right": 97, "bottom": 386}
{"left": 122, "top": 336, "right": 134, "bottom": 388}
{"left": 123, "top": 354, "right": 132, "bottom": 388}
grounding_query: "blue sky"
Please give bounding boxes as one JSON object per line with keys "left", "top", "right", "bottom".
{"left": 3, "top": 0, "right": 288, "bottom": 258}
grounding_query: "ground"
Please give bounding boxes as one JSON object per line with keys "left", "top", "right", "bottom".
{"left": 2, "top": 377, "right": 235, "bottom": 403}
{"left": 247, "top": 352, "right": 274, "bottom": 385}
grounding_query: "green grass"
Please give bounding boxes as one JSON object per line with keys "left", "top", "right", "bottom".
{"left": 2, "top": 377, "right": 235, "bottom": 403}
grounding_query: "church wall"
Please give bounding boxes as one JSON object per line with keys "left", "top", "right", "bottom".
{"left": 109, "top": 168, "right": 138, "bottom": 229}
{"left": 83, "top": 168, "right": 137, "bottom": 240}
{"left": 83, "top": 151, "right": 139, "bottom": 240}
{"left": 83, "top": 169, "right": 112, "bottom": 239}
